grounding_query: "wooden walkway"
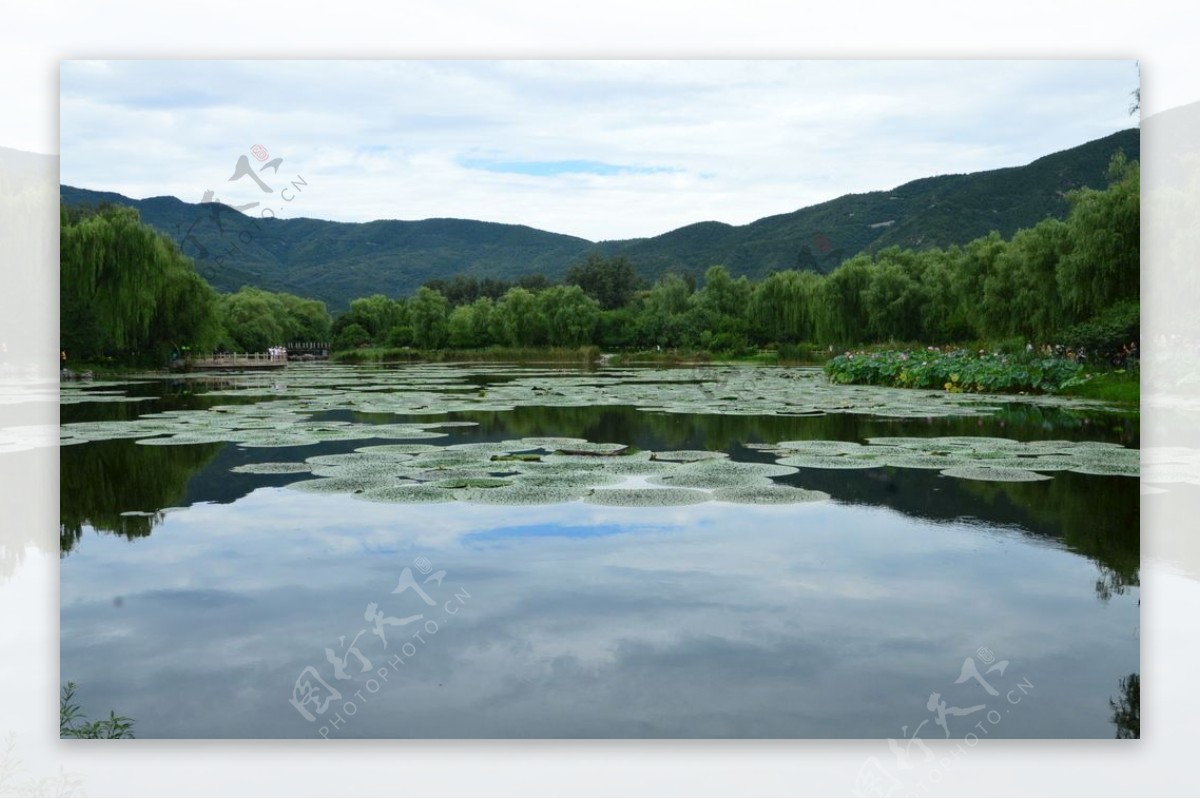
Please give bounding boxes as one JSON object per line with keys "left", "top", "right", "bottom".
{"left": 178, "top": 352, "right": 288, "bottom": 371}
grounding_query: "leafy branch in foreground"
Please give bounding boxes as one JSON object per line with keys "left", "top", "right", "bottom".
{"left": 60, "top": 682, "right": 135, "bottom": 739}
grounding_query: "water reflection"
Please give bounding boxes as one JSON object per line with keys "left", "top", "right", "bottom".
{"left": 60, "top": 396, "right": 1140, "bottom": 601}
{"left": 58, "top": 372, "right": 1140, "bottom": 738}
{"left": 60, "top": 440, "right": 222, "bottom": 553}
{"left": 60, "top": 489, "right": 1138, "bottom": 738}
{"left": 1110, "top": 672, "right": 1140, "bottom": 738}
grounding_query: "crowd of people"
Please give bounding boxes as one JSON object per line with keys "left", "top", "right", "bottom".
{"left": 268, "top": 346, "right": 288, "bottom": 361}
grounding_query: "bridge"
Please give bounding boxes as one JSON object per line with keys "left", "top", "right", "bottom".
{"left": 177, "top": 352, "right": 288, "bottom": 371}
{"left": 284, "top": 340, "right": 328, "bottom": 355}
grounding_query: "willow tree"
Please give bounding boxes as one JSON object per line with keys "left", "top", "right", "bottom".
{"left": 409, "top": 286, "right": 450, "bottom": 349}
{"left": 749, "top": 269, "right": 822, "bottom": 344}
{"left": 538, "top": 285, "right": 601, "bottom": 346}
{"left": 61, "top": 205, "right": 221, "bottom": 363}
{"left": 983, "top": 218, "right": 1071, "bottom": 340}
{"left": 1056, "top": 153, "right": 1140, "bottom": 324}
{"left": 493, "top": 287, "right": 545, "bottom": 347}
{"left": 814, "top": 255, "right": 872, "bottom": 346}
{"left": 862, "top": 252, "right": 928, "bottom": 342}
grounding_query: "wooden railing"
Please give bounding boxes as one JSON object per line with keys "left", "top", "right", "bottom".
{"left": 185, "top": 352, "right": 288, "bottom": 368}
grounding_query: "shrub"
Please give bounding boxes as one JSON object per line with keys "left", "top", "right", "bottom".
{"left": 1058, "top": 300, "right": 1139, "bottom": 364}
{"left": 824, "top": 349, "right": 1085, "bottom": 394}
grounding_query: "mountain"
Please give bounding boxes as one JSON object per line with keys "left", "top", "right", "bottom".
{"left": 60, "top": 128, "right": 1138, "bottom": 311}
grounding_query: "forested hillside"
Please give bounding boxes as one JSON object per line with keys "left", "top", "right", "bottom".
{"left": 60, "top": 129, "right": 1138, "bottom": 311}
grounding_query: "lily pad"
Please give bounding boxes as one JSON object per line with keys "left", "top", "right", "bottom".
{"left": 939, "top": 465, "right": 1053, "bottom": 482}
{"left": 514, "top": 470, "right": 625, "bottom": 488}
{"left": 776, "top": 453, "right": 885, "bottom": 470}
{"left": 651, "top": 460, "right": 798, "bottom": 489}
{"left": 711, "top": 485, "right": 831, "bottom": 504}
{"left": 584, "top": 487, "right": 711, "bottom": 506}
{"left": 1069, "top": 460, "right": 1140, "bottom": 477}
{"left": 432, "top": 477, "right": 514, "bottom": 489}
{"left": 230, "top": 462, "right": 314, "bottom": 474}
{"left": 353, "top": 484, "right": 458, "bottom": 503}
{"left": 650, "top": 450, "right": 729, "bottom": 463}
{"left": 286, "top": 475, "right": 408, "bottom": 494}
{"left": 457, "top": 484, "right": 586, "bottom": 505}
{"left": 355, "top": 443, "right": 443, "bottom": 455}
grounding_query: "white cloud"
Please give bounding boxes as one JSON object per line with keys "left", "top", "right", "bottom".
{"left": 60, "top": 59, "right": 1138, "bottom": 240}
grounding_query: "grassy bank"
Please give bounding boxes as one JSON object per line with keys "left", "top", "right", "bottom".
{"left": 1058, "top": 367, "right": 1140, "bottom": 404}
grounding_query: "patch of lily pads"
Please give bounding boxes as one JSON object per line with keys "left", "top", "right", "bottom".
{"left": 711, "top": 485, "right": 832, "bottom": 504}
{"left": 938, "top": 465, "right": 1054, "bottom": 482}
{"left": 583, "top": 487, "right": 710, "bottom": 506}
{"left": 219, "top": 436, "right": 836, "bottom": 505}
{"left": 230, "top": 462, "right": 315, "bottom": 474}
{"left": 755, "top": 435, "right": 1139, "bottom": 481}
{"left": 63, "top": 362, "right": 1137, "bottom": 500}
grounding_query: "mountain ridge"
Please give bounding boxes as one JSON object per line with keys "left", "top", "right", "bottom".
{"left": 60, "top": 127, "right": 1139, "bottom": 311}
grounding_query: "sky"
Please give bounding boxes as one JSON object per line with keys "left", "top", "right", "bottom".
{"left": 59, "top": 60, "right": 1138, "bottom": 242}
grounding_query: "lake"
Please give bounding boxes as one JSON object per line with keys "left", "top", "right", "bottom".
{"left": 59, "top": 362, "right": 1139, "bottom": 738}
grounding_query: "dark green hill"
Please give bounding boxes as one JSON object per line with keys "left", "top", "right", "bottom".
{"left": 61, "top": 128, "right": 1137, "bottom": 310}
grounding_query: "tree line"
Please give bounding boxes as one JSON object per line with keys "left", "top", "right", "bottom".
{"left": 61, "top": 204, "right": 333, "bottom": 365}
{"left": 333, "top": 154, "right": 1138, "bottom": 354}
{"left": 60, "top": 152, "right": 1136, "bottom": 365}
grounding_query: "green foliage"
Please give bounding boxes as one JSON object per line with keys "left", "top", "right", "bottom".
{"left": 566, "top": 253, "right": 643, "bottom": 310}
{"left": 493, "top": 287, "right": 545, "bottom": 346}
{"left": 1057, "top": 154, "right": 1140, "bottom": 321}
{"left": 538, "top": 285, "right": 601, "bottom": 346}
{"left": 824, "top": 349, "right": 1085, "bottom": 394}
{"left": 61, "top": 128, "right": 1138, "bottom": 309}
{"left": 1058, "top": 368, "right": 1139, "bottom": 404}
{"left": 333, "top": 322, "right": 371, "bottom": 350}
{"left": 814, "top": 255, "right": 873, "bottom": 345}
{"left": 1057, "top": 299, "right": 1140, "bottom": 363}
{"left": 60, "top": 204, "right": 222, "bottom": 364}
{"left": 409, "top": 286, "right": 450, "bottom": 348}
{"left": 309, "top": 150, "right": 1141, "bottom": 362}
{"left": 218, "top": 287, "right": 332, "bottom": 352}
{"left": 334, "top": 293, "right": 404, "bottom": 343}
{"left": 749, "top": 269, "right": 821, "bottom": 343}
{"left": 60, "top": 683, "right": 135, "bottom": 739}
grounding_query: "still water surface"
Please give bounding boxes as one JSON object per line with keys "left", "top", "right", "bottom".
{"left": 59, "top": 364, "right": 1139, "bottom": 738}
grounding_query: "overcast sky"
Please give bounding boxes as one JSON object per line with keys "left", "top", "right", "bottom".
{"left": 59, "top": 60, "right": 1138, "bottom": 241}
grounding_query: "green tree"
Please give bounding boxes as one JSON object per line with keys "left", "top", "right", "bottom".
{"left": 60, "top": 204, "right": 222, "bottom": 363}
{"left": 749, "top": 269, "right": 821, "bottom": 344}
{"left": 337, "top": 293, "right": 403, "bottom": 343}
{"left": 814, "top": 255, "right": 873, "bottom": 345}
{"left": 916, "top": 246, "right": 970, "bottom": 343}
{"left": 566, "top": 254, "right": 644, "bottom": 310}
{"left": 333, "top": 322, "right": 371, "bottom": 350}
{"left": 494, "top": 287, "right": 545, "bottom": 346}
{"left": 955, "top": 231, "right": 1007, "bottom": 339}
{"left": 862, "top": 248, "right": 929, "bottom": 342}
{"left": 220, "top": 288, "right": 287, "bottom": 352}
{"left": 279, "top": 294, "right": 333, "bottom": 342}
{"left": 1056, "top": 154, "right": 1140, "bottom": 323}
{"left": 409, "top": 286, "right": 450, "bottom": 348}
{"left": 447, "top": 304, "right": 476, "bottom": 348}
{"left": 467, "top": 297, "right": 495, "bottom": 347}
{"left": 538, "top": 285, "right": 601, "bottom": 346}
{"left": 983, "top": 219, "right": 1070, "bottom": 340}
